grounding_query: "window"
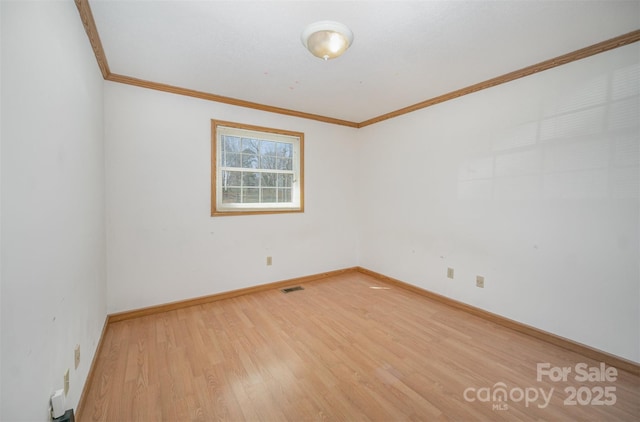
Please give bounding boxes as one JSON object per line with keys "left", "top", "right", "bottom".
{"left": 211, "top": 120, "right": 304, "bottom": 216}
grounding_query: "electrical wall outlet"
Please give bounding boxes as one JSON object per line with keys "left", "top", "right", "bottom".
{"left": 51, "top": 389, "right": 65, "bottom": 418}
{"left": 447, "top": 267, "right": 454, "bottom": 279}
{"left": 64, "top": 369, "right": 70, "bottom": 396}
{"left": 266, "top": 256, "right": 272, "bottom": 266}
{"left": 476, "top": 275, "right": 485, "bottom": 288}
{"left": 74, "top": 344, "right": 80, "bottom": 369}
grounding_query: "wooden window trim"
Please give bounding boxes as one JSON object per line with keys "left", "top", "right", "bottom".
{"left": 211, "top": 119, "right": 304, "bottom": 216}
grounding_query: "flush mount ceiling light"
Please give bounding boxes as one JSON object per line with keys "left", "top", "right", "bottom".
{"left": 301, "top": 20, "right": 354, "bottom": 60}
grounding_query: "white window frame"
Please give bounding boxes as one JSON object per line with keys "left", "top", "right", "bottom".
{"left": 211, "top": 119, "right": 304, "bottom": 216}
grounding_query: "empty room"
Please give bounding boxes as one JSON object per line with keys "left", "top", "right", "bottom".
{"left": 1, "top": 0, "right": 639, "bottom": 421}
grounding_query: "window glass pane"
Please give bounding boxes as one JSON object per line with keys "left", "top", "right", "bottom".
{"left": 223, "top": 152, "right": 241, "bottom": 167}
{"left": 262, "top": 188, "right": 277, "bottom": 202}
{"left": 278, "top": 174, "right": 293, "bottom": 187}
{"left": 223, "top": 171, "right": 242, "bottom": 186}
{"left": 260, "top": 141, "right": 276, "bottom": 155}
{"left": 241, "top": 138, "right": 259, "bottom": 153}
{"left": 262, "top": 173, "right": 278, "bottom": 187}
{"left": 278, "top": 158, "right": 292, "bottom": 170}
{"left": 241, "top": 153, "right": 258, "bottom": 169}
{"left": 278, "top": 188, "right": 292, "bottom": 203}
{"left": 222, "top": 188, "right": 241, "bottom": 203}
{"left": 242, "top": 188, "right": 260, "bottom": 203}
{"left": 260, "top": 155, "right": 277, "bottom": 169}
{"left": 223, "top": 136, "right": 241, "bottom": 153}
{"left": 242, "top": 172, "right": 260, "bottom": 186}
{"left": 277, "top": 143, "right": 292, "bottom": 158}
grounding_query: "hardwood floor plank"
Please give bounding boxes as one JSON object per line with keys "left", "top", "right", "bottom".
{"left": 79, "top": 273, "right": 639, "bottom": 421}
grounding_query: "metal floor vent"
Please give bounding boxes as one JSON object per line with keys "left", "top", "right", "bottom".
{"left": 281, "top": 286, "right": 304, "bottom": 294}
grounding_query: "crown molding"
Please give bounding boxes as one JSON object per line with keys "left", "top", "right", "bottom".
{"left": 74, "top": 0, "right": 110, "bottom": 79}
{"left": 106, "top": 73, "right": 360, "bottom": 128}
{"left": 358, "top": 29, "right": 640, "bottom": 128}
{"left": 75, "top": 1, "right": 639, "bottom": 129}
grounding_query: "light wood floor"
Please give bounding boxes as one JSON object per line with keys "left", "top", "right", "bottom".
{"left": 79, "top": 272, "right": 639, "bottom": 421}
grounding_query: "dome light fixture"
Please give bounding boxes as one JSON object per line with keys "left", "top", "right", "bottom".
{"left": 301, "top": 20, "right": 354, "bottom": 61}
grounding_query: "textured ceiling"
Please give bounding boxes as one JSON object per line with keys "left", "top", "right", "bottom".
{"left": 89, "top": 0, "right": 640, "bottom": 124}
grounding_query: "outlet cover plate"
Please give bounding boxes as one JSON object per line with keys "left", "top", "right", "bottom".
{"left": 64, "top": 369, "right": 70, "bottom": 396}
{"left": 74, "top": 344, "right": 80, "bottom": 369}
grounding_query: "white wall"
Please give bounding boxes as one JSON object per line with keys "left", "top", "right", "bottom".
{"left": 0, "top": 0, "right": 4, "bottom": 412}
{"left": 105, "top": 83, "right": 359, "bottom": 313}
{"left": 1, "top": 1, "right": 107, "bottom": 420}
{"left": 357, "top": 44, "right": 640, "bottom": 362}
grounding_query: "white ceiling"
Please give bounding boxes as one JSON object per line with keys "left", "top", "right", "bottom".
{"left": 89, "top": 0, "right": 640, "bottom": 124}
